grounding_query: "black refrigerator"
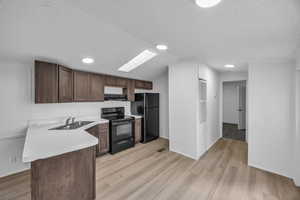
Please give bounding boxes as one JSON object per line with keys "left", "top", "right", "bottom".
{"left": 131, "top": 93, "right": 159, "bottom": 143}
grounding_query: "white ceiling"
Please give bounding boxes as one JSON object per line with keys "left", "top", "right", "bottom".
{"left": 71, "top": 0, "right": 300, "bottom": 72}
{"left": 1, "top": 0, "right": 300, "bottom": 77}
{"left": 0, "top": 0, "right": 176, "bottom": 80}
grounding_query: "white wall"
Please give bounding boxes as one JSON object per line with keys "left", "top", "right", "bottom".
{"left": 169, "top": 62, "right": 220, "bottom": 160}
{"left": 199, "top": 65, "right": 220, "bottom": 151}
{"left": 294, "top": 69, "right": 300, "bottom": 186}
{"left": 169, "top": 62, "right": 199, "bottom": 159}
{"left": 220, "top": 71, "right": 248, "bottom": 82}
{"left": 0, "top": 61, "right": 131, "bottom": 177}
{"left": 248, "top": 61, "right": 295, "bottom": 178}
{"left": 152, "top": 71, "right": 169, "bottom": 139}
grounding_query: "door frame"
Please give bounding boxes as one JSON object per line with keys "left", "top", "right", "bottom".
{"left": 220, "top": 79, "right": 248, "bottom": 142}
{"left": 237, "top": 84, "right": 246, "bottom": 130}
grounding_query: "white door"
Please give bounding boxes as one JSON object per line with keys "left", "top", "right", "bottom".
{"left": 237, "top": 85, "right": 246, "bottom": 130}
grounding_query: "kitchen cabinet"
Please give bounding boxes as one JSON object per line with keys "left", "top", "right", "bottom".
{"left": 99, "top": 123, "right": 109, "bottom": 154}
{"left": 35, "top": 60, "right": 153, "bottom": 104}
{"left": 35, "top": 61, "right": 58, "bottom": 103}
{"left": 143, "top": 81, "right": 153, "bottom": 90}
{"left": 31, "top": 147, "right": 96, "bottom": 200}
{"left": 105, "top": 75, "right": 118, "bottom": 87}
{"left": 123, "top": 79, "right": 135, "bottom": 102}
{"left": 116, "top": 77, "right": 127, "bottom": 88}
{"left": 58, "top": 66, "right": 73, "bottom": 102}
{"left": 90, "top": 73, "right": 104, "bottom": 101}
{"left": 134, "top": 118, "right": 142, "bottom": 144}
{"left": 73, "top": 71, "right": 90, "bottom": 102}
{"left": 86, "top": 123, "right": 109, "bottom": 156}
{"left": 73, "top": 71, "right": 104, "bottom": 102}
{"left": 135, "top": 80, "right": 153, "bottom": 90}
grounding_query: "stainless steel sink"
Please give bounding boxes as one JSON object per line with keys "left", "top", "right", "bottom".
{"left": 49, "top": 121, "right": 94, "bottom": 130}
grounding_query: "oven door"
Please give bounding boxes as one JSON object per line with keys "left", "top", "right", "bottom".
{"left": 111, "top": 120, "right": 133, "bottom": 142}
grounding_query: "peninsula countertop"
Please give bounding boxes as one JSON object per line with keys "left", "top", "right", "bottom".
{"left": 22, "top": 117, "right": 109, "bottom": 163}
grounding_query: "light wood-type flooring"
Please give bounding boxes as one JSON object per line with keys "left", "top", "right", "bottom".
{"left": 1, "top": 138, "right": 299, "bottom": 200}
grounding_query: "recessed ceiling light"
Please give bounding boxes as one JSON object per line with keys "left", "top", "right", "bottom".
{"left": 156, "top": 44, "right": 168, "bottom": 51}
{"left": 82, "top": 57, "right": 94, "bottom": 64}
{"left": 224, "top": 64, "right": 235, "bottom": 68}
{"left": 195, "top": 0, "right": 222, "bottom": 8}
{"left": 118, "top": 50, "right": 157, "bottom": 72}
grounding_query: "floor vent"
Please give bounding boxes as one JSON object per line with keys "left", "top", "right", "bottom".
{"left": 157, "top": 148, "right": 166, "bottom": 152}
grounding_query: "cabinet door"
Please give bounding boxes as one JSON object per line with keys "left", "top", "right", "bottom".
{"left": 123, "top": 80, "right": 135, "bottom": 101}
{"left": 86, "top": 126, "right": 101, "bottom": 156}
{"left": 99, "top": 123, "right": 109, "bottom": 154}
{"left": 135, "top": 80, "right": 153, "bottom": 90}
{"left": 116, "top": 77, "right": 127, "bottom": 88}
{"left": 134, "top": 119, "right": 142, "bottom": 143}
{"left": 143, "top": 81, "right": 153, "bottom": 90}
{"left": 35, "top": 61, "right": 58, "bottom": 103}
{"left": 105, "top": 75, "right": 118, "bottom": 87}
{"left": 73, "top": 71, "right": 90, "bottom": 101}
{"left": 58, "top": 66, "right": 73, "bottom": 102}
{"left": 90, "top": 74, "right": 104, "bottom": 101}
{"left": 135, "top": 80, "right": 145, "bottom": 89}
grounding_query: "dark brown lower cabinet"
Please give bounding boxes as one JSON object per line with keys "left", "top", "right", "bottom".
{"left": 31, "top": 147, "right": 96, "bottom": 200}
{"left": 86, "top": 123, "right": 109, "bottom": 156}
{"left": 134, "top": 118, "right": 142, "bottom": 143}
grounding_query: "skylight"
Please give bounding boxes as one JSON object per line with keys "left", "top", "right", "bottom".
{"left": 118, "top": 50, "right": 157, "bottom": 72}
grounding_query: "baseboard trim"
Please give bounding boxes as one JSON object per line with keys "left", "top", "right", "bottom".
{"left": 0, "top": 168, "right": 30, "bottom": 180}
{"left": 293, "top": 178, "right": 300, "bottom": 187}
{"left": 169, "top": 148, "right": 198, "bottom": 160}
{"left": 159, "top": 136, "right": 169, "bottom": 140}
{"left": 248, "top": 163, "right": 292, "bottom": 179}
{"left": 206, "top": 137, "right": 221, "bottom": 151}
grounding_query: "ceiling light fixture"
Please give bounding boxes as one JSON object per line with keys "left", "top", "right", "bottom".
{"left": 82, "top": 57, "right": 94, "bottom": 64}
{"left": 156, "top": 44, "right": 168, "bottom": 51}
{"left": 195, "top": 0, "right": 222, "bottom": 8}
{"left": 224, "top": 64, "right": 235, "bottom": 68}
{"left": 118, "top": 50, "right": 157, "bottom": 72}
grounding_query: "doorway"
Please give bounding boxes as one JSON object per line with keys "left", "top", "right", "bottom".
{"left": 222, "top": 81, "right": 246, "bottom": 141}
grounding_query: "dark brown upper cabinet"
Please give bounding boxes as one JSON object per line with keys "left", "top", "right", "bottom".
{"left": 35, "top": 61, "right": 59, "bottom": 103}
{"left": 90, "top": 73, "right": 104, "bottom": 101}
{"left": 35, "top": 60, "right": 153, "bottom": 104}
{"left": 123, "top": 80, "right": 135, "bottom": 102}
{"left": 135, "top": 80, "right": 153, "bottom": 90}
{"left": 144, "top": 81, "right": 153, "bottom": 90}
{"left": 116, "top": 77, "right": 127, "bottom": 88}
{"left": 73, "top": 71, "right": 105, "bottom": 102}
{"left": 105, "top": 76, "right": 128, "bottom": 88}
{"left": 58, "top": 66, "right": 73, "bottom": 103}
{"left": 105, "top": 75, "right": 118, "bottom": 87}
{"left": 73, "top": 71, "right": 91, "bottom": 102}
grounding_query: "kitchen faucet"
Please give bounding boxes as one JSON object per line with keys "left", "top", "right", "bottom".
{"left": 65, "top": 117, "right": 73, "bottom": 125}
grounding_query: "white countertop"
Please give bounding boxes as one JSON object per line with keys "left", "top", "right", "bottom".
{"left": 22, "top": 117, "right": 109, "bottom": 163}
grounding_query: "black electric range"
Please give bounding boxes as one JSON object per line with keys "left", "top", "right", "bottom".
{"left": 101, "top": 107, "right": 134, "bottom": 154}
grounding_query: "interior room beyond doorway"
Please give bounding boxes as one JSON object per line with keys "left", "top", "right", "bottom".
{"left": 222, "top": 81, "right": 246, "bottom": 141}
